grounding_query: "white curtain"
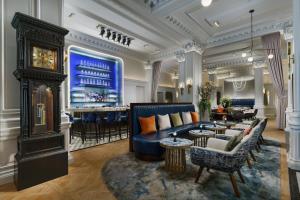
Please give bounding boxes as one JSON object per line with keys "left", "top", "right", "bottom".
{"left": 262, "top": 32, "right": 287, "bottom": 129}
{"left": 151, "top": 61, "right": 162, "bottom": 102}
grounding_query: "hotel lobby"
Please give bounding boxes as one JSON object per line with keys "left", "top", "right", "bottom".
{"left": 0, "top": 0, "right": 299, "bottom": 199}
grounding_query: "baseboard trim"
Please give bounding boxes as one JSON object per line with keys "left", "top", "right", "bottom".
{"left": 0, "top": 162, "right": 14, "bottom": 185}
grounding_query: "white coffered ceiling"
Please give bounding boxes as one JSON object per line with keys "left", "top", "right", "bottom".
{"left": 64, "top": 0, "right": 293, "bottom": 70}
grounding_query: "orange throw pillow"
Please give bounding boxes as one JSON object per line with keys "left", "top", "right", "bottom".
{"left": 217, "top": 106, "right": 224, "bottom": 113}
{"left": 191, "top": 112, "right": 199, "bottom": 123}
{"left": 243, "top": 128, "right": 252, "bottom": 136}
{"left": 139, "top": 116, "right": 157, "bottom": 135}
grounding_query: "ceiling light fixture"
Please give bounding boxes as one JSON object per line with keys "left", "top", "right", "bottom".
{"left": 213, "top": 20, "right": 220, "bottom": 27}
{"left": 242, "top": 52, "right": 247, "bottom": 58}
{"left": 112, "top": 32, "right": 117, "bottom": 41}
{"left": 201, "top": 0, "right": 212, "bottom": 7}
{"left": 247, "top": 9, "right": 275, "bottom": 63}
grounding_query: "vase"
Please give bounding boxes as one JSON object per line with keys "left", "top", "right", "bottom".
{"left": 200, "top": 109, "right": 210, "bottom": 122}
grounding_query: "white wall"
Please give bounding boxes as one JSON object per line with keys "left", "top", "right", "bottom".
{"left": 224, "top": 80, "right": 255, "bottom": 99}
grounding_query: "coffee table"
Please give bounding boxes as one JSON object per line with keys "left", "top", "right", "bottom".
{"left": 217, "top": 121, "right": 236, "bottom": 129}
{"left": 206, "top": 125, "right": 227, "bottom": 134}
{"left": 188, "top": 129, "right": 215, "bottom": 147}
{"left": 160, "top": 138, "right": 193, "bottom": 173}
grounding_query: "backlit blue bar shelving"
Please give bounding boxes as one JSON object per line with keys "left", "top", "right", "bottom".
{"left": 68, "top": 46, "right": 123, "bottom": 108}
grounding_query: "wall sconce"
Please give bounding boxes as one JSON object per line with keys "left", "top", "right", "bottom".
{"left": 179, "top": 82, "right": 185, "bottom": 95}
{"left": 186, "top": 79, "right": 193, "bottom": 94}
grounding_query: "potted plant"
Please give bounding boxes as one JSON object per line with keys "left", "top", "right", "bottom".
{"left": 197, "top": 82, "right": 215, "bottom": 121}
{"left": 220, "top": 97, "right": 232, "bottom": 108}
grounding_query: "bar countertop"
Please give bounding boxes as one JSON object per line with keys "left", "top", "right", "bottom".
{"left": 67, "top": 107, "right": 129, "bottom": 113}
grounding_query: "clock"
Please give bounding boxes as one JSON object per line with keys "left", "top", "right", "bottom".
{"left": 32, "top": 46, "right": 57, "bottom": 70}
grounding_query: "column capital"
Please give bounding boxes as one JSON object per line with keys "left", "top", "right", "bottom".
{"left": 175, "top": 51, "right": 185, "bottom": 63}
{"left": 283, "top": 26, "right": 293, "bottom": 41}
{"left": 184, "top": 41, "right": 203, "bottom": 55}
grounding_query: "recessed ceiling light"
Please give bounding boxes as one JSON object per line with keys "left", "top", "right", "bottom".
{"left": 201, "top": 0, "right": 212, "bottom": 7}
{"left": 242, "top": 53, "right": 247, "bottom": 58}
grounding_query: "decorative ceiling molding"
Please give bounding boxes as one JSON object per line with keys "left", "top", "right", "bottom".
{"left": 206, "top": 18, "right": 293, "bottom": 48}
{"left": 150, "top": 47, "right": 184, "bottom": 61}
{"left": 283, "top": 26, "right": 293, "bottom": 41}
{"left": 204, "top": 57, "right": 266, "bottom": 69}
{"left": 66, "top": 29, "right": 148, "bottom": 61}
{"left": 165, "top": 15, "right": 192, "bottom": 35}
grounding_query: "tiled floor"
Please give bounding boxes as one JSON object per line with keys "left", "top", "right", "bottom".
{"left": 0, "top": 120, "right": 290, "bottom": 200}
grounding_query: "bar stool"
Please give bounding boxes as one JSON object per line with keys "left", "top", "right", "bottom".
{"left": 82, "top": 112, "right": 99, "bottom": 143}
{"left": 119, "top": 110, "right": 129, "bottom": 138}
{"left": 101, "top": 112, "right": 121, "bottom": 142}
{"left": 65, "top": 113, "right": 83, "bottom": 144}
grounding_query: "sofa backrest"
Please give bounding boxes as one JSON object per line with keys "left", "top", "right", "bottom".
{"left": 231, "top": 99, "right": 255, "bottom": 108}
{"left": 130, "top": 103, "right": 195, "bottom": 136}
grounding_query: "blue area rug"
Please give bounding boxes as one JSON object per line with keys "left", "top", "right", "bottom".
{"left": 102, "top": 139, "right": 281, "bottom": 200}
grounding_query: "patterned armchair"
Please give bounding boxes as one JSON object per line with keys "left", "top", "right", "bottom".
{"left": 190, "top": 137, "right": 252, "bottom": 197}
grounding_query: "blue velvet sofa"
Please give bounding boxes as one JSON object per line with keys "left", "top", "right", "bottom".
{"left": 129, "top": 103, "right": 211, "bottom": 161}
{"left": 231, "top": 99, "right": 255, "bottom": 108}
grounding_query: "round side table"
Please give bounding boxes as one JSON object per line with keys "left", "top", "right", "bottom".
{"left": 188, "top": 129, "right": 215, "bottom": 147}
{"left": 207, "top": 125, "right": 227, "bottom": 134}
{"left": 160, "top": 138, "right": 193, "bottom": 173}
{"left": 217, "top": 121, "right": 236, "bottom": 129}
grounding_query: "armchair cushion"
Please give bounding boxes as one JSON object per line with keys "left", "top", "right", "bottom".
{"left": 207, "top": 138, "right": 228, "bottom": 151}
{"left": 225, "top": 129, "right": 242, "bottom": 137}
{"left": 191, "top": 112, "right": 199, "bottom": 123}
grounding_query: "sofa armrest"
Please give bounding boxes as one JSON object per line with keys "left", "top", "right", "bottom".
{"left": 207, "top": 138, "right": 228, "bottom": 151}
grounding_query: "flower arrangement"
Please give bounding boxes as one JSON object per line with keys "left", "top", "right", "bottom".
{"left": 197, "top": 81, "right": 215, "bottom": 117}
{"left": 220, "top": 97, "right": 232, "bottom": 108}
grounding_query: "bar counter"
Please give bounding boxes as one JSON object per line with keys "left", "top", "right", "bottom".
{"left": 68, "top": 106, "right": 129, "bottom": 113}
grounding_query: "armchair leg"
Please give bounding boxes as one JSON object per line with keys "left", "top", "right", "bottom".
{"left": 246, "top": 157, "right": 252, "bottom": 169}
{"left": 237, "top": 170, "right": 245, "bottom": 183}
{"left": 229, "top": 173, "right": 240, "bottom": 197}
{"left": 255, "top": 145, "right": 260, "bottom": 153}
{"left": 249, "top": 150, "right": 256, "bottom": 161}
{"left": 195, "top": 166, "right": 204, "bottom": 183}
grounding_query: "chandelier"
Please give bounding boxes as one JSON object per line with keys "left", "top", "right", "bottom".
{"left": 242, "top": 9, "right": 275, "bottom": 63}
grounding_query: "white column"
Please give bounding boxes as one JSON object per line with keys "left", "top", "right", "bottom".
{"left": 288, "top": 0, "right": 300, "bottom": 170}
{"left": 181, "top": 42, "right": 203, "bottom": 108}
{"left": 144, "top": 63, "right": 153, "bottom": 102}
{"left": 209, "top": 74, "right": 217, "bottom": 107}
{"left": 254, "top": 67, "right": 265, "bottom": 118}
{"left": 284, "top": 29, "right": 294, "bottom": 132}
{"left": 177, "top": 53, "right": 186, "bottom": 102}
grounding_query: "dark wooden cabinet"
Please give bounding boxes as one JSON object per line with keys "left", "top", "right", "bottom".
{"left": 11, "top": 12, "right": 69, "bottom": 190}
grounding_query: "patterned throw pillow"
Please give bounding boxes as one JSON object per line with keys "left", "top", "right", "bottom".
{"left": 139, "top": 116, "right": 157, "bottom": 135}
{"left": 225, "top": 133, "right": 243, "bottom": 151}
{"left": 182, "top": 112, "right": 193, "bottom": 124}
{"left": 191, "top": 112, "right": 199, "bottom": 123}
{"left": 158, "top": 114, "right": 171, "bottom": 130}
{"left": 170, "top": 113, "right": 183, "bottom": 127}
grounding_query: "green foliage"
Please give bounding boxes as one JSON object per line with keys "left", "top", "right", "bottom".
{"left": 220, "top": 97, "right": 232, "bottom": 108}
{"left": 197, "top": 82, "right": 215, "bottom": 115}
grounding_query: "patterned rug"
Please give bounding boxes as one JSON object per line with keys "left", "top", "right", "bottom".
{"left": 102, "top": 139, "right": 280, "bottom": 200}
